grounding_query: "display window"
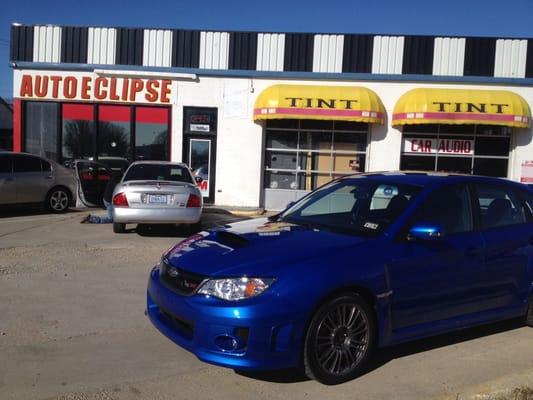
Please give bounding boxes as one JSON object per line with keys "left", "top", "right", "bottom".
{"left": 400, "top": 124, "right": 511, "bottom": 177}
{"left": 62, "top": 103, "right": 95, "bottom": 164}
{"left": 22, "top": 101, "right": 170, "bottom": 166}
{"left": 264, "top": 120, "right": 368, "bottom": 191}
{"left": 98, "top": 105, "right": 131, "bottom": 163}
{"left": 135, "top": 107, "right": 170, "bottom": 161}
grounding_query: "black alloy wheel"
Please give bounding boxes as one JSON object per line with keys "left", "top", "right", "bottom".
{"left": 304, "top": 294, "right": 375, "bottom": 385}
{"left": 46, "top": 188, "right": 70, "bottom": 213}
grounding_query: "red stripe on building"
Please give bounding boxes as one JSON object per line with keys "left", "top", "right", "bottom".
{"left": 136, "top": 107, "right": 169, "bottom": 124}
{"left": 13, "top": 99, "right": 22, "bottom": 152}
{"left": 393, "top": 112, "right": 522, "bottom": 122}
{"left": 254, "top": 107, "right": 384, "bottom": 119}
{"left": 62, "top": 104, "right": 94, "bottom": 121}
{"left": 99, "top": 105, "right": 131, "bottom": 122}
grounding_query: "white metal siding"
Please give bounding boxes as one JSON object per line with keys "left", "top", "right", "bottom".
{"left": 199, "top": 31, "right": 229, "bottom": 70}
{"left": 371, "top": 36, "right": 404, "bottom": 74}
{"left": 312, "top": 34, "right": 344, "bottom": 73}
{"left": 33, "top": 25, "right": 61, "bottom": 63}
{"left": 87, "top": 27, "right": 116, "bottom": 65}
{"left": 494, "top": 39, "right": 527, "bottom": 78}
{"left": 432, "top": 37, "right": 465, "bottom": 76}
{"left": 256, "top": 33, "right": 285, "bottom": 71}
{"left": 143, "top": 29, "right": 172, "bottom": 67}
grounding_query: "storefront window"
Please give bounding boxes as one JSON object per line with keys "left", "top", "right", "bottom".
{"left": 135, "top": 107, "right": 170, "bottom": 161}
{"left": 24, "top": 102, "right": 171, "bottom": 165}
{"left": 264, "top": 120, "right": 368, "bottom": 191}
{"left": 98, "top": 105, "right": 131, "bottom": 163}
{"left": 400, "top": 124, "right": 510, "bottom": 177}
{"left": 24, "top": 102, "right": 59, "bottom": 160}
{"left": 62, "top": 104, "right": 95, "bottom": 165}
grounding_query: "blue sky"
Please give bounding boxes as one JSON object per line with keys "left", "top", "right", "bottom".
{"left": 2, "top": 0, "right": 533, "bottom": 100}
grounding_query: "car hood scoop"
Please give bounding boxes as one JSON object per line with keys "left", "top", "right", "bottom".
{"left": 165, "top": 218, "right": 369, "bottom": 277}
{"left": 214, "top": 231, "right": 249, "bottom": 248}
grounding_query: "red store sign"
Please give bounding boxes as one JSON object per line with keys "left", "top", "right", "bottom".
{"left": 403, "top": 138, "right": 474, "bottom": 155}
{"left": 16, "top": 73, "right": 173, "bottom": 104}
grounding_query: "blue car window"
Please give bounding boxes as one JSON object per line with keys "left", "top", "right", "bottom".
{"left": 475, "top": 184, "right": 526, "bottom": 229}
{"left": 410, "top": 184, "right": 473, "bottom": 235}
{"left": 280, "top": 179, "right": 421, "bottom": 237}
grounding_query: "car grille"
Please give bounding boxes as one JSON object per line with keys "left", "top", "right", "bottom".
{"left": 160, "top": 259, "right": 205, "bottom": 296}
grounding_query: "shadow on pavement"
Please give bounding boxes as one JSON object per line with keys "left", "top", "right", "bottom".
{"left": 133, "top": 215, "right": 250, "bottom": 238}
{"left": 135, "top": 224, "right": 192, "bottom": 237}
{"left": 236, "top": 318, "right": 525, "bottom": 384}
{"left": 0, "top": 205, "right": 83, "bottom": 219}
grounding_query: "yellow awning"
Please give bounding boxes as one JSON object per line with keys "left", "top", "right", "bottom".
{"left": 253, "top": 84, "right": 385, "bottom": 124}
{"left": 393, "top": 88, "right": 531, "bottom": 128}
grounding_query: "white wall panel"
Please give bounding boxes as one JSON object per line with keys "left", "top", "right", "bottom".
{"left": 372, "top": 36, "right": 404, "bottom": 74}
{"left": 432, "top": 37, "right": 465, "bottom": 76}
{"left": 494, "top": 39, "right": 527, "bottom": 78}
{"left": 199, "top": 31, "right": 229, "bottom": 70}
{"left": 313, "top": 34, "right": 344, "bottom": 73}
{"left": 87, "top": 27, "right": 116, "bottom": 65}
{"left": 143, "top": 29, "right": 172, "bottom": 67}
{"left": 256, "top": 33, "right": 285, "bottom": 71}
{"left": 33, "top": 26, "right": 61, "bottom": 63}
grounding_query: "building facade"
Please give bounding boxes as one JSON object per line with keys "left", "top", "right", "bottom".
{"left": 10, "top": 24, "right": 533, "bottom": 209}
{"left": 0, "top": 97, "right": 13, "bottom": 151}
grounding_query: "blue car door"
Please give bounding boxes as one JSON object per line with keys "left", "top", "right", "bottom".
{"left": 388, "top": 183, "right": 487, "bottom": 335}
{"left": 472, "top": 183, "right": 533, "bottom": 311}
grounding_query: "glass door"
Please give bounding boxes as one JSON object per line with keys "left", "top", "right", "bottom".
{"left": 187, "top": 138, "right": 213, "bottom": 202}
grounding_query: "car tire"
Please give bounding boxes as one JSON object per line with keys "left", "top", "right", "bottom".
{"left": 113, "top": 222, "right": 126, "bottom": 233}
{"left": 46, "top": 187, "right": 70, "bottom": 213}
{"left": 526, "top": 296, "right": 533, "bottom": 327}
{"left": 303, "top": 293, "right": 376, "bottom": 385}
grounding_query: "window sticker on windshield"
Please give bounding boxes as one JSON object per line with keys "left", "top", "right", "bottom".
{"left": 364, "top": 222, "right": 379, "bottom": 230}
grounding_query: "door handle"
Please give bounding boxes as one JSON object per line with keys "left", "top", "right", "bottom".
{"left": 466, "top": 247, "right": 483, "bottom": 257}
{"left": 529, "top": 236, "right": 533, "bottom": 245}
{"left": 4, "top": 177, "right": 14, "bottom": 182}
{"left": 44, "top": 175, "right": 53, "bottom": 180}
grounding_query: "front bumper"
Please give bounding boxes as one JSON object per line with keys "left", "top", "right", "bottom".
{"left": 113, "top": 207, "right": 201, "bottom": 224}
{"left": 146, "top": 266, "right": 303, "bottom": 370}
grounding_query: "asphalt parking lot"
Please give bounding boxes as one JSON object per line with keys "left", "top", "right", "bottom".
{"left": 0, "top": 208, "right": 532, "bottom": 400}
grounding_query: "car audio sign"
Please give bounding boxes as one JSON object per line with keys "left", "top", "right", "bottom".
{"left": 13, "top": 70, "right": 176, "bottom": 104}
{"left": 403, "top": 138, "right": 474, "bottom": 155}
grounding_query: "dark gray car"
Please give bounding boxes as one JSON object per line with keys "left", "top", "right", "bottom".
{"left": 0, "top": 152, "right": 77, "bottom": 212}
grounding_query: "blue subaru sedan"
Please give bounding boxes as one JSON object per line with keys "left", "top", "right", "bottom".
{"left": 147, "top": 173, "right": 533, "bottom": 384}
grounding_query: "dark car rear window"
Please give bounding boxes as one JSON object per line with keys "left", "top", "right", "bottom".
{"left": 124, "top": 164, "right": 193, "bottom": 184}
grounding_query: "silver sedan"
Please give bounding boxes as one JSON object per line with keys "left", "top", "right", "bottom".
{"left": 111, "top": 161, "right": 203, "bottom": 233}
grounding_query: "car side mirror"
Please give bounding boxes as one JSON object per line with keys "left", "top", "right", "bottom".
{"left": 194, "top": 176, "right": 203, "bottom": 184}
{"left": 407, "top": 223, "right": 444, "bottom": 241}
{"left": 286, "top": 201, "right": 295, "bottom": 210}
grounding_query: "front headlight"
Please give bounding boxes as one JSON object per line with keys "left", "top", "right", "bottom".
{"left": 197, "top": 277, "right": 275, "bottom": 301}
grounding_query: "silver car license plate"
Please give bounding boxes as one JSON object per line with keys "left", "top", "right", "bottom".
{"left": 147, "top": 194, "right": 167, "bottom": 204}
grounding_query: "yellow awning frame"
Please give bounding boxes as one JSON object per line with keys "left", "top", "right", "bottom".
{"left": 392, "top": 88, "right": 531, "bottom": 128}
{"left": 253, "top": 84, "right": 385, "bottom": 124}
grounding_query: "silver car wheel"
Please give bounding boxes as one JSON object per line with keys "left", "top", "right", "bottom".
{"left": 49, "top": 190, "right": 69, "bottom": 211}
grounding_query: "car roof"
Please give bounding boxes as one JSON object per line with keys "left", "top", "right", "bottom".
{"left": 339, "top": 171, "right": 517, "bottom": 187}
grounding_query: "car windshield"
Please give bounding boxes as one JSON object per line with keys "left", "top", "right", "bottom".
{"left": 279, "top": 178, "right": 422, "bottom": 237}
{"left": 124, "top": 164, "right": 193, "bottom": 184}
